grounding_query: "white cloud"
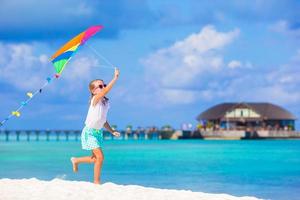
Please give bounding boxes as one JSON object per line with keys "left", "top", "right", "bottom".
{"left": 140, "top": 25, "right": 300, "bottom": 107}
{"left": 0, "top": 42, "right": 99, "bottom": 97}
{"left": 227, "top": 60, "right": 253, "bottom": 69}
{"left": 142, "top": 25, "right": 239, "bottom": 88}
{"left": 228, "top": 50, "right": 300, "bottom": 105}
{"left": 239, "top": 85, "right": 300, "bottom": 105}
{"left": 0, "top": 42, "right": 50, "bottom": 90}
{"left": 58, "top": 56, "right": 99, "bottom": 94}
{"left": 171, "top": 25, "right": 240, "bottom": 54}
{"left": 141, "top": 25, "right": 240, "bottom": 105}
{"left": 228, "top": 60, "right": 242, "bottom": 69}
{"left": 270, "top": 20, "right": 300, "bottom": 37}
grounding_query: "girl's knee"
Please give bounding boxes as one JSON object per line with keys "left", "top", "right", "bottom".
{"left": 95, "top": 153, "right": 104, "bottom": 162}
{"left": 93, "top": 149, "right": 104, "bottom": 162}
{"left": 91, "top": 156, "right": 96, "bottom": 163}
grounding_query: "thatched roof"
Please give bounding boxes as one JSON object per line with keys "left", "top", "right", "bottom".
{"left": 197, "top": 102, "right": 296, "bottom": 121}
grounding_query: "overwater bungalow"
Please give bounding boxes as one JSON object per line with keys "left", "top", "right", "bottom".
{"left": 197, "top": 102, "right": 296, "bottom": 130}
{"left": 196, "top": 102, "right": 299, "bottom": 139}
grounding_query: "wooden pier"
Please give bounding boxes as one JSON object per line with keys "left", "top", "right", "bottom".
{"left": 1, "top": 129, "right": 299, "bottom": 141}
{"left": 0, "top": 130, "right": 161, "bottom": 142}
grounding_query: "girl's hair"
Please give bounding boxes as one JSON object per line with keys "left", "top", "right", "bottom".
{"left": 89, "top": 79, "right": 109, "bottom": 105}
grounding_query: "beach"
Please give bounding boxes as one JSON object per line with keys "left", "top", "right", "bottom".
{"left": 0, "top": 178, "right": 260, "bottom": 200}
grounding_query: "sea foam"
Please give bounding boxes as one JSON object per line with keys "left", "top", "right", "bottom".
{"left": 0, "top": 178, "right": 262, "bottom": 200}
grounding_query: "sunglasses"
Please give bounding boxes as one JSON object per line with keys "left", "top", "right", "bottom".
{"left": 98, "top": 84, "right": 106, "bottom": 89}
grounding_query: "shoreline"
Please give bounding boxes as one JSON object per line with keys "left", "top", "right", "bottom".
{"left": 0, "top": 178, "right": 262, "bottom": 200}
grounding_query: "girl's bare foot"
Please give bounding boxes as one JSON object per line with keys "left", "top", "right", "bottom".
{"left": 70, "top": 157, "right": 78, "bottom": 172}
{"left": 94, "top": 181, "right": 100, "bottom": 185}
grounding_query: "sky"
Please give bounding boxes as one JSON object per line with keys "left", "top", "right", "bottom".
{"left": 1, "top": 0, "right": 300, "bottom": 130}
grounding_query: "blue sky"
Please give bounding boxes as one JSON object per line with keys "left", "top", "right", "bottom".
{"left": 1, "top": 0, "right": 300, "bottom": 130}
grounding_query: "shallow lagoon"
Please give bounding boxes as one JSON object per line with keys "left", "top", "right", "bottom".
{"left": 0, "top": 140, "right": 299, "bottom": 200}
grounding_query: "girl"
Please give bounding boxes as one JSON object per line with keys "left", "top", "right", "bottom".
{"left": 71, "top": 68, "right": 120, "bottom": 184}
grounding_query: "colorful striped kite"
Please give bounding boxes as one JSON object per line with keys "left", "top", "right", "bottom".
{"left": 51, "top": 25, "right": 103, "bottom": 76}
{"left": 0, "top": 25, "right": 104, "bottom": 127}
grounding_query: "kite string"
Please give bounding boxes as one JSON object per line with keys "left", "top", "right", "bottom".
{"left": 91, "top": 65, "right": 115, "bottom": 69}
{"left": 86, "top": 43, "right": 115, "bottom": 69}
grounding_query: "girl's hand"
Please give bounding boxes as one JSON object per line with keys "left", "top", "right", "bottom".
{"left": 112, "top": 131, "right": 121, "bottom": 137}
{"left": 114, "top": 67, "right": 120, "bottom": 79}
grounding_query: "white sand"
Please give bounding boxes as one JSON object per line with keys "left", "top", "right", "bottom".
{"left": 0, "top": 178, "right": 262, "bottom": 200}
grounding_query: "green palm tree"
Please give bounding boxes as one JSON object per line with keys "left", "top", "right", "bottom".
{"left": 126, "top": 125, "right": 133, "bottom": 129}
{"left": 111, "top": 125, "right": 117, "bottom": 130}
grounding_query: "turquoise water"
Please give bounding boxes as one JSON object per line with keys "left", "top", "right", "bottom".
{"left": 0, "top": 140, "right": 299, "bottom": 200}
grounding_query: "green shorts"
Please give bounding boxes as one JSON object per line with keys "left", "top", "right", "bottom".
{"left": 81, "top": 126, "right": 103, "bottom": 150}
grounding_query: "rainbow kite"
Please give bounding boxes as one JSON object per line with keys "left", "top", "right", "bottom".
{"left": 51, "top": 25, "right": 103, "bottom": 76}
{"left": 0, "top": 25, "right": 104, "bottom": 127}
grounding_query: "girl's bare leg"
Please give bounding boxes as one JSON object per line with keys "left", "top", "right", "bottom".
{"left": 92, "top": 148, "right": 104, "bottom": 184}
{"left": 71, "top": 153, "right": 96, "bottom": 172}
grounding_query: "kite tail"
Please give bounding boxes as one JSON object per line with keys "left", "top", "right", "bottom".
{"left": 0, "top": 74, "right": 58, "bottom": 127}
{"left": 0, "top": 25, "right": 106, "bottom": 127}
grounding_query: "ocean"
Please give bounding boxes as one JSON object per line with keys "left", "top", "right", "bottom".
{"left": 0, "top": 139, "right": 299, "bottom": 200}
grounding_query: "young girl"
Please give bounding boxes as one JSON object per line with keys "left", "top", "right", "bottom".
{"left": 71, "top": 68, "right": 120, "bottom": 184}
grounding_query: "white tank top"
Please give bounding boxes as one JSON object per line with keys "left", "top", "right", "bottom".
{"left": 85, "top": 96, "right": 110, "bottom": 129}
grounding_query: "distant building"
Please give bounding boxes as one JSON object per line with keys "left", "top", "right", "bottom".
{"left": 197, "top": 102, "right": 296, "bottom": 131}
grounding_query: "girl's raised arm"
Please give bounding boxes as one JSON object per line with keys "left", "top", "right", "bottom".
{"left": 93, "top": 68, "right": 119, "bottom": 106}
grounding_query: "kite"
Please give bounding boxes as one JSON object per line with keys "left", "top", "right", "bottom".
{"left": 0, "top": 25, "right": 113, "bottom": 127}
{"left": 50, "top": 25, "right": 103, "bottom": 76}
